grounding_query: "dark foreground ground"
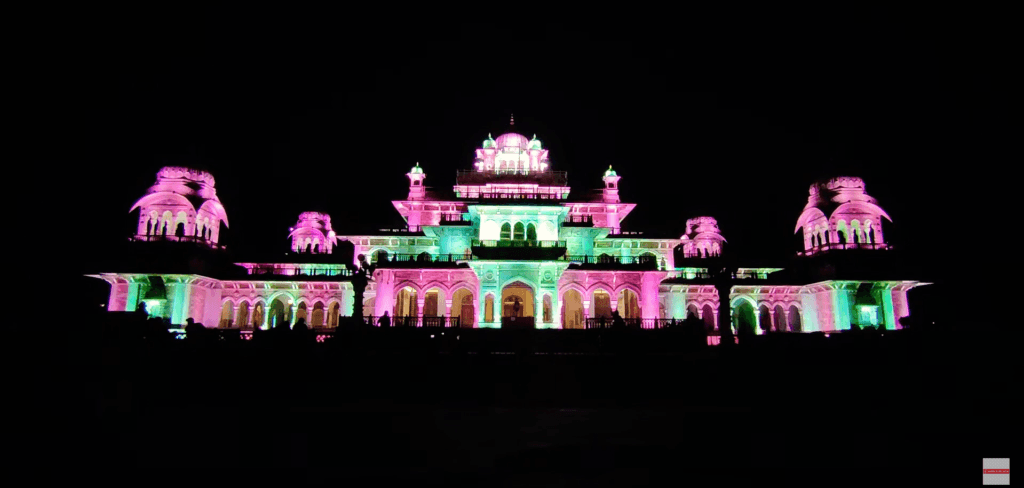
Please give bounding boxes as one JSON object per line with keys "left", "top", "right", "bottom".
{"left": 40, "top": 324, "right": 1017, "bottom": 485}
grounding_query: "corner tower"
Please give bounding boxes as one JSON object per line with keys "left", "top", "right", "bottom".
{"left": 795, "top": 176, "right": 891, "bottom": 256}
{"left": 130, "top": 166, "right": 229, "bottom": 246}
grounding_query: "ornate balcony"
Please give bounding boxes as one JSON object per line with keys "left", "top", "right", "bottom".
{"left": 374, "top": 253, "right": 469, "bottom": 268}
{"left": 439, "top": 214, "right": 473, "bottom": 225}
{"left": 131, "top": 234, "right": 226, "bottom": 249}
{"left": 563, "top": 254, "right": 658, "bottom": 270}
{"left": 561, "top": 215, "right": 594, "bottom": 227}
{"left": 798, "top": 242, "right": 891, "bottom": 256}
{"left": 456, "top": 169, "right": 568, "bottom": 186}
{"left": 470, "top": 239, "right": 567, "bottom": 260}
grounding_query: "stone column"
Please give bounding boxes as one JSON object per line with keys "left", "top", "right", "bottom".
{"left": 417, "top": 299, "right": 425, "bottom": 325}
{"left": 554, "top": 303, "right": 563, "bottom": 328}
{"left": 891, "top": 288, "right": 910, "bottom": 329}
{"left": 445, "top": 299, "right": 453, "bottom": 317}
{"left": 535, "top": 296, "right": 543, "bottom": 324}
{"left": 232, "top": 304, "right": 240, "bottom": 328}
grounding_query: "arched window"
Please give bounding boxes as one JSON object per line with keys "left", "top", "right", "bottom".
{"left": 484, "top": 295, "right": 495, "bottom": 323}
{"left": 526, "top": 223, "right": 537, "bottom": 241}
{"left": 837, "top": 221, "right": 849, "bottom": 244}
{"left": 513, "top": 222, "right": 525, "bottom": 240}
{"left": 500, "top": 223, "right": 512, "bottom": 240}
{"left": 788, "top": 305, "right": 802, "bottom": 332}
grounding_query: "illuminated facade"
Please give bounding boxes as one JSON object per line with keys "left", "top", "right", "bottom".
{"left": 93, "top": 124, "right": 926, "bottom": 334}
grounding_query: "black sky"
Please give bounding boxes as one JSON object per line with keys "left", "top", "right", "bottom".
{"left": 42, "top": 14, "right": 1015, "bottom": 287}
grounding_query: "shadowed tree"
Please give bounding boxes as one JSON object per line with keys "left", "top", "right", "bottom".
{"left": 349, "top": 254, "right": 375, "bottom": 326}
{"left": 709, "top": 262, "right": 736, "bottom": 347}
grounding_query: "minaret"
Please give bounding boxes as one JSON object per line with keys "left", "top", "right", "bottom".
{"left": 602, "top": 165, "right": 621, "bottom": 203}
{"left": 406, "top": 162, "right": 426, "bottom": 200}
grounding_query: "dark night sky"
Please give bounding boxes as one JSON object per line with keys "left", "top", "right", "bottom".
{"left": 41, "top": 13, "right": 1015, "bottom": 298}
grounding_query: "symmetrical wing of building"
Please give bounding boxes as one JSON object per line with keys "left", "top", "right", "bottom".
{"left": 91, "top": 126, "right": 926, "bottom": 333}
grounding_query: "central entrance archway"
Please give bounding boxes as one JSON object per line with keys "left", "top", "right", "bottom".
{"left": 501, "top": 281, "right": 535, "bottom": 329}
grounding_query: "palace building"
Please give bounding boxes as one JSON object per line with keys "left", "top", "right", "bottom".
{"left": 91, "top": 123, "right": 926, "bottom": 335}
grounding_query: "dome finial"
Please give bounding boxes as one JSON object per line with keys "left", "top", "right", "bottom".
{"left": 510, "top": 113, "right": 514, "bottom": 126}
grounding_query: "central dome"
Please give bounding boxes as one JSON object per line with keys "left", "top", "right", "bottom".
{"left": 494, "top": 132, "right": 530, "bottom": 150}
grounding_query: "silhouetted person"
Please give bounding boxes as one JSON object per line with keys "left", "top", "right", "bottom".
{"left": 378, "top": 311, "right": 391, "bottom": 328}
{"left": 136, "top": 301, "right": 149, "bottom": 318}
{"left": 185, "top": 317, "right": 205, "bottom": 340}
{"left": 512, "top": 299, "right": 522, "bottom": 318}
{"left": 292, "top": 317, "right": 310, "bottom": 343}
{"left": 612, "top": 310, "right": 625, "bottom": 328}
{"left": 162, "top": 221, "right": 168, "bottom": 236}
{"left": 145, "top": 316, "right": 170, "bottom": 341}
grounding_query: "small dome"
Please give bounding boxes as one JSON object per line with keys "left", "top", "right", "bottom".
{"left": 410, "top": 162, "right": 424, "bottom": 174}
{"left": 528, "top": 135, "right": 542, "bottom": 150}
{"left": 482, "top": 133, "right": 496, "bottom": 149}
{"left": 604, "top": 165, "right": 617, "bottom": 177}
{"left": 494, "top": 132, "right": 530, "bottom": 150}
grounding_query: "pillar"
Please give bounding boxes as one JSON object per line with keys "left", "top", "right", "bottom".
{"left": 445, "top": 299, "right": 453, "bottom": 318}
{"left": 641, "top": 273, "right": 662, "bottom": 320}
{"left": 891, "top": 288, "right": 910, "bottom": 328}
{"left": 417, "top": 298, "right": 425, "bottom": 317}
{"left": 373, "top": 270, "right": 395, "bottom": 317}
{"left": 800, "top": 293, "right": 820, "bottom": 332}
{"left": 166, "top": 282, "right": 190, "bottom": 326}
{"left": 536, "top": 295, "right": 544, "bottom": 324}
{"left": 232, "top": 304, "right": 240, "bottom": 328}
{"left": 831, "top": 287, "right": 853, "bottom": 330}
{"left": 478, "top": 294, "right": 486, "bottom": 327}
{"left": 880, "top": 285, "right": 896, "bottom": 330}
